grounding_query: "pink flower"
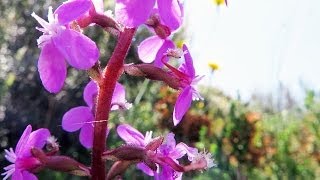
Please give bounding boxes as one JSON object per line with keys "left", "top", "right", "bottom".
{"left": 138, "top": 36, "right": 175, "bottom": 67}
{"left": 117, "top": 124, "right": 155, "bottom": 175}
{"left": 115, "top": 0, "right": 183, "bottom": 30}
{"left": 62, "top": 81, "right": 131, "bottom": 148}
{"left": 116, "top": 124, "right": 197, "bottom": 178}
{"left": 32, "top": 0, "right": 99, "bottom": 93}
{"left": 2, "top": 125, "right": 50, "bottom": 180}
{"left": 163, "top": 45, "right": 204, "bottom": 125}
{"left": 154, "top": 133, "right": 198, "bottom": 180}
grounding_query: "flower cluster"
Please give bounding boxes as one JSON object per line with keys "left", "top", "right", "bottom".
{"left": 103, "top": 124, "right": 215, "bottom": 179}
{"left": 2, "top": 125, "right": 50, "bottom": 180}
{"left": 2, "top": 0, "right": 220, "bottom": 179}
{"left": 62, "top": 80, "right": 131, "bottom": 148}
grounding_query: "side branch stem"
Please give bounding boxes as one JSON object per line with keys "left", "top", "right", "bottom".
{"left": 91, "top": 28, "right": 136, "bottom": 180}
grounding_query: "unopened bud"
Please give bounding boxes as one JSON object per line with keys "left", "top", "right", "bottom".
{"left": 124, "top": 64, "right": 181, "bottom": 90}
{"left": 102, "top": 145, "right": 146, "bottom": 161}
{"left": 145, "top": 136, "right": 164, "bottom": 151}
{"left": 45, "top": 155, "right": 90, "bottom": 176}
{"left": 107, "top": 161, "right": 132, "bottom": 180}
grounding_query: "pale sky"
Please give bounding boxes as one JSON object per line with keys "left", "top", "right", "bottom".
{"left": 185, "top": 0, "right": 320, "bottom": 101}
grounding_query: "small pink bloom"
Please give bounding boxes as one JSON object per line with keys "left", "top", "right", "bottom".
{"left": 32, "top": 1, "right": 99, "bottom": 93}
{"left": 62, "top": 81, "right": 130, "bottom": 148}
{"left": 115, "top": 0, "right": 183, "bottom": 30}
{"left": 162, "top": 45, "right": 204, "bottom": 126}
{"left": 2, "top": 125, "right": 50, "bottom": 180}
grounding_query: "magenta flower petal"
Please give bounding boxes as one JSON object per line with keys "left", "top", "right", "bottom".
{"left": 12, "top": 171, "right": 23, "bottom": 180}
{"left": 54, "top": 0, "right": 92, "bottom": 25}
{"left": 163, "top": 133, "right": 176, "bottom": 149}
{"left": 137, "top": 163, "right": 154, "bottom": 176}
{"left": 112, "top": 83, "right": 125, "bottom": 105}
{"left": 156, "top": 165, "right": 179, "bottom": 180}
{"left": 158, "top": 0, "right": 183, "bottom": 30}
{"left": 15, "top": 125, "right": 32, "bottom": 157}
{"left": 62, "top": 106, "right": 94, "bottom": 132}
{"left": 38, "top": 42, "right": 67, "bottom": 93}
{"left": 138, "top": 36, "right": 165, "bottom": 63}
{"left": 53, "top": 29, "right": 99, "bottom": 70}
{"left": 115, "top": 0, "right": 155, "bottom": 27}
{"left": 171, "top": 142, "right": 198, "bottom": 161}
{"left": 153, "top": 39, "right": 175, "bottom": 67}
{"left": 19, "top": 128, "right": 50, "bottom": 157}
{"left": 21, "top": 171, "right": 37, "bottom": 180}
{"left": 83, "top": 81, "right": 98, "bottom": 108}
{"left": 79, "top": 123, "right": 93, "bottom": 148}
{"left": 173, "top": 86, "right": 192, "bottom": 126}
{"left": 180, "top": 44, "right": 195, "bottom": 78}
{"left": 117, "top": 124, "right": 145, "bottom": 146}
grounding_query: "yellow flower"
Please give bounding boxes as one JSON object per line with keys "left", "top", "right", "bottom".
{"left": 214, "top": 0, "right": 227, "bottom": 6}
{"left": 208, "top": 62, "right": 219, "bottom": 71}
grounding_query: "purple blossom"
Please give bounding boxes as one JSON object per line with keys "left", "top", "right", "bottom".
{"left": 117, "top": 124, "right": 155, "bottom": 176}
{"left": 138, "top": 35, "right": 175, "bottom": 67}
{"left": 154, "top": 133, "right": 198, "bottom": 180}
{"left": 62, "top": 81, "right": 131, "bottom": 148}
{"left": 162, "top": 45, "right": 204, "bottom": 126}
{"left": 116, "top": 124, "right": 198, "bottom": 178}
{"left": 115, "top": 0, "right": 183, "bottom": 29}
{"left": 32, "top": 0, "right": 99, "bottom": 93}
{"left": 2, "top": 125, "right": 50, "bottom": 180}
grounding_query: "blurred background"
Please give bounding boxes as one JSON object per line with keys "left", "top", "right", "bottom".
{"left": 1, "top": 0, "right": 320, "bottom": 179}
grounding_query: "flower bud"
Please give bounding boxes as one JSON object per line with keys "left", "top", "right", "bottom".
{"left": 102, "top": 145, "right": 146, "bottom": 161}
{"left": 124, "top": 64, "right": 181, "bottom": 89}
{"left": 107, "top": 161, "right": 132, "bottom": 180}
{"left": 145, "top": 136, "right": 164, "bottom": 151}
{"left": 31, "top": 148, "right": 90, "bottom": 177}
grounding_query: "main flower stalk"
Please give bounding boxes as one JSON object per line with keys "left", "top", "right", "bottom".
{"left": 91, "top": 27, "right": 135, "bottom": 180}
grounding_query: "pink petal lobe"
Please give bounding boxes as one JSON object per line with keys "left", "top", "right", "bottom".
{"left": 15, "top": 125, "right": 32, "bottom": 156}
{"left": 19, "top": 128, "right": 50, "bottom": 157}
{"left": 153, "top": 39, "right": 175, "bottom": 67}
{"left": 137, "top": 163, "right": 154, "bottom": 176}
{"left": 117, "top": 124, "right": 145, "bottom": 146}
{"left": 12, "top": 170, "right": 23, "bottom": 180}
{"left": 115, "top": 0, "right": 155, "bottom": 27}
{"left": 79, "top": 123, "right": 94, "bottom": 148}
{"left": 84, "top": 81, "right": 98, "bottom": 108}
{"left": 171, "top": 142, "right": 198, "bottom": 161}
{"left": 173, "top": 86, "right": 192, "bottom": 126}
{"left": 138, "top": 36, "right": 164, "bottom": 63}
{"left": 158, "top": 0, "right": 183, "bottom": 31}
{"left": 180, "top": 44, "right": 195, "bottom": 78}
{"left": 111, "top": 83, "right": 127, "bottom": 110}
{"left": 38, "top": 42, "right": 67, "bottom": 93}
{"left": 62, "top": 106, "right": 94, "bottom": 132}
{"left": 55, "top": 0, "right": 92, "bottom": 25}
{"left": 21, "top": 171, "right": 37, "bottom": 180}
{"left": 53, "top": 29, "right": 99, "bottom": 70}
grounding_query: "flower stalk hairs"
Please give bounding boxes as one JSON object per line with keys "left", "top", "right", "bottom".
{"left": 2, "top": 0, "right": 224, "bottom": 179}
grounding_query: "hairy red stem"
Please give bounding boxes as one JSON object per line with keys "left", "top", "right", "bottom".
{"left": 91, "top": 27, "right": 135, "bottom": 180}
